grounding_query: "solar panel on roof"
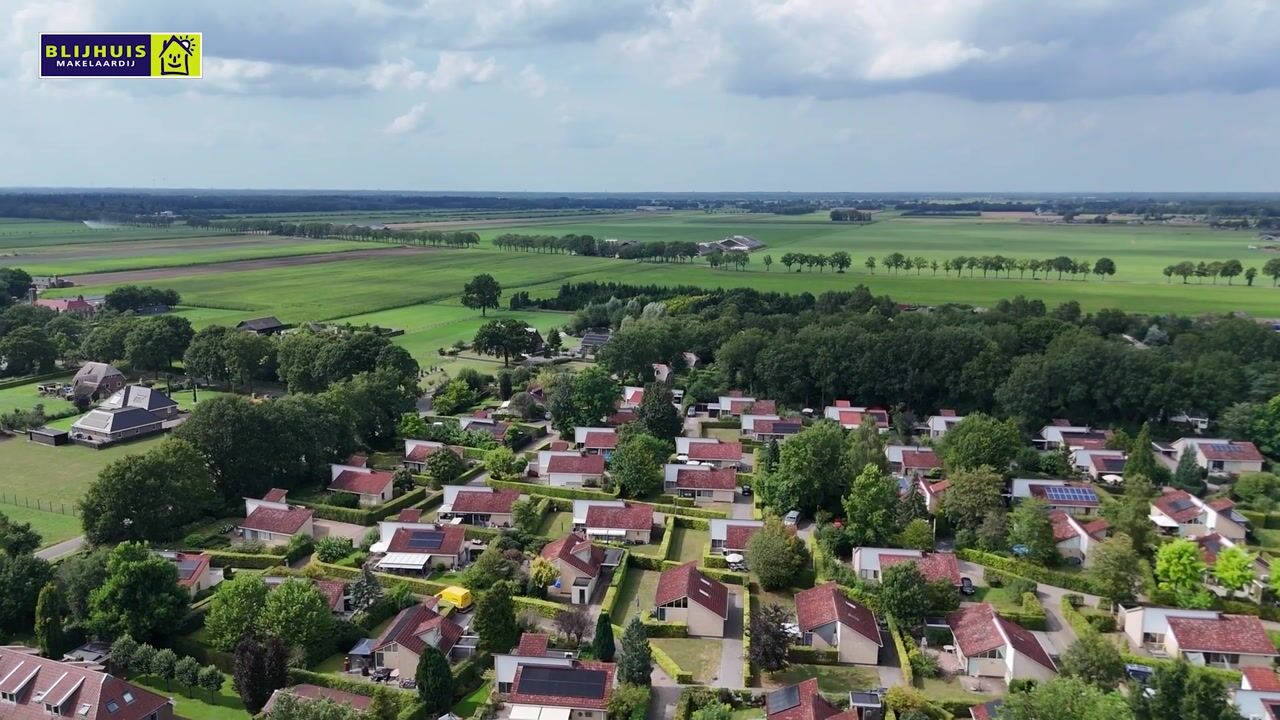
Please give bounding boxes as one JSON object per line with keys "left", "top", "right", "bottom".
{"left": 175, "top": 560, "right": 201, "bottom": 578}
{"left": 1208, "top": 443, "right": 1242, "bottom": 453}
{"left": 766, "top": 686, "right": 801, "bottom": 714}
{"left": 517, "top": 666, "right": 607, "bottom": 699}
{"left": 1043, "top": 486, "right": 1098, "bottom": 503}
{"left": 1168, "top": 499, "right": 1194, "bottom": 512}
{"left": 408, "top": 531, "right": 444, "bottom": 549}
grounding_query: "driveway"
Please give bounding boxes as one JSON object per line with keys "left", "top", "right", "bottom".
{"left": 877, "top": 627, "right": 905, "bottom": 687}
{"left": 714, "top": 587, "right": 746, "bottom": 689}
{"left": 730, "top": 494, "right": 754, "bottom": 520}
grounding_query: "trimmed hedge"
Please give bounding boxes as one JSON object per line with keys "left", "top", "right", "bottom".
{"left": 995, "top": 592, "right": 1047, "bottom": 631}
{"left": 310, "top": 559, "right": 451, "bottom": 596}
{"left": 1060, "top": 594, "right": 1118, "bottom": 635}
{"left": 742, "top": 584, "right": 754, "bottom": 686}
{"left": 0, "top": 370, "right": 68, "bottom": 390}
{"left": 203, "top": 550, "right": 288, "bottom": 569}
{"left": 601, "top": 551, "right": 631, "bottom": 617}
{"left": 641, "top": 617, "right": 690, "bottom": 638}
{"left": 651, "top": 641, "right": 693, "bottom": 683}
{"left": 701, "top": 552, "right": 728, "bottom": 570}
{"left": 298, "top": 487, "right": 429, "bottom": 525}
{"left": 513, "top": 596, "right": 568, "bottom": 619}
{"left": 486, "top": 477, "right": 620, "bottom": 501}
{"left": 787, "top": 646, "right": 839, "bottom": 665}
{"left": 287, "top": 668, "right": 417, "bottom": 703}
{"left": 1119, "top": 651, "right": 1241, "bottom": 685}
{"left": 957, "top": 548, "right": 1102, "bottom": 595}
{"left": 673, "top": 515, "right": 711, "bottom": 531}
{"left": 887, "top": 616, "right": 913, "bottom": 686}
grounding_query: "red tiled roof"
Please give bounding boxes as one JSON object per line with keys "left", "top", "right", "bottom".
{"left": 1198, "top": 441, "right": 1265, "bottom": 462}
{"left": 794, "top": 582, "right": 881, "bottom": 644}
{"left": 1089, "top": 454, "right": 1127, "bottom": 473}
{"left": 346, "top": 453, "right": 368, "bottom": 468}
{"left": 583, "top": 431, "right": 617, "bottom": 449}
{"left": 169, "top": 552, "right": 211, "bottom": 587}
{"left": 330, "top": 469, "right": 393, "bottom": 496}
{"left": 240, "top": 505, "right": 312, "bottom": 535}
{"left": 398, "top": 508, "right": 423, "bottom": 522}
{"left": 313, "top": 580, "right": 347, "bottom": 612}
{"left": 549, "top": 440, "right": 571, "bottom": 451}
{"left": 625, "top": 388, "right": 644, "bottom": 405}
{"left": 375, "top": 601, "right": 464, "bottom": 656}
{"left": 900, "top": 448, "right": 940, "bottom": 469}
{"left": 725, "top": 524, "right": 760, "bottom": 551}
{"left": 923, "top": 479, "right": 951, "bottom": 496}
{"left": 948, "top": 603, "right": 1055, "bottom": 670}
{"left": 584, "top": 503, "right": 653, "bottom": 531}
{"left": 605, "top": 409, "right": 635, "bottom": 426}
{"left": 540, "top": 534, "right": 605, "bottom": 578}
{"left": 687, "top": 442, "right": 742, "bottom": 461}
{"left": 262, "top": 488, "right": 288, "bottom": 503}
{"left": 548, "top": 454, "right": 606, "bottom": 475}
{"left": 879, "top": 553, "right": 962, "bottom": 586}
{"left": 1048, "top": 510, "right": 1080, "bottom": 543}
{"left": 1195, "top": 532, "right": 1232, "bottom": 565}
{"left": 766, "top": 678, "right": 847, "bottom": 720}
{"left": 1081, "top": 518, "right": 1110, "bottom": 538}
{"left": 1245, "top": 667, "right": 1280, "bottom": 692}
{"left": 835, "top": 400, "right": 851, "bottom": 408}
{"left": 1153, "top": 489, "right": 1203, "bottom": 523}
{"left": 1207, "top": 497, "right": 1236, "bottom": 512}
{"left": 940, "top": 409, "right": 957, "bottom": 417}
{"left": 508, "top": 661, "right": 615, "bottom": 710}
{"left": 1167, "top": 614, "right": 1276, "bottom": 655}
{"left": 516, "top": 633, "right": 550, "bottom": 656}
{"left": 451, "top": 489, "right": 520, "bottom": 514}
{"left": 969, "top": 701, "right": 1002, "bottom": 720}
{"left": 747, "top": 400, "right": 778, "bottom": 415}
{"left": 674, "top": 467, "right": 736, "bottom": 490}
{"left": 656, "top": 562, "right": 728, "bottom": 618}
{"left": 265, "top": 684, "right": 371, "bottom": 714}
{"left": 0, "top": 647, "right": 172, "bottom": 720}
{"left": 386, "top": 525, "right": 467, "bottom": 555}
{"left": 405, "top": 443, "right": 463, "bottom": 462}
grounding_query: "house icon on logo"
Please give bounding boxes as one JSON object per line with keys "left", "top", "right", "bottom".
{"left": 157, "top": 34, "right": 196, "bottom": 76}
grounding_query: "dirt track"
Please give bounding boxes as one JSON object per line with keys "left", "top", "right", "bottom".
{"left": 66, "top": 245, "right": 438, "bottom": 284}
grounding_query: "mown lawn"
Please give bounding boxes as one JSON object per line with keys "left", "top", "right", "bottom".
{"left": 129, "top": 674, "right": 249, "bottom": 720}
{"left": 0, "top": 503, "right": 81, "bottom": 547}
{"left": 613, "top": 569, "right": 661, "bottom": 624}
{"left": 765, "top": 664, "right": 878, "bottom": 693}
{"left": 652, "top": 638, "right": 722, "bottom": 684}
{"left": 0, "top": 375, "right": 74, "bottom": 414}
{"left": 452, "top": 681, "right": 492, "bottom": 717}
{"left": 537, "top": 511, "right": 574, "bottom": 536}
{"left": 920, "top": 677, "right": 1000, "bottom": 707}
{"left": 670, "top": 526, "right": 711, "bottom": 563}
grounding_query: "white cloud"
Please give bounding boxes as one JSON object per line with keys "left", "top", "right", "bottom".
{"left": 385, "top": 101, "right": 429, "bottom": 134}
{"left": 426, "top": 52, "right": 497, "bottom": 91}
{"left": 518, "top": 64, "right": 548, "bottom": 98}
{"left": 367, "top": 58, "right": 430, "bottom": 91}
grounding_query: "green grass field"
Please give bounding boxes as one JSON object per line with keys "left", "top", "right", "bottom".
{"left": 0, "top": 433, "right": 166, "bottom": 505}
{"left": 7, "top": 235, "right": 369, "bottom": 275}
{"left": 0, "top": 375, "right": 75, "bottom": 414}
{"left": 0, "top": 502, "right": 82, "bottom": 547}
{"left": 129, "top": 674, "right": 249, "bottom": 720}
{"left": 670, "top": 526, "right": 711, "bottom": 563}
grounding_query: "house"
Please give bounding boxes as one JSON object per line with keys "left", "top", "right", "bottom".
{"left": 506, "top": 661, "right": 616, "bottom": 720}
{"left": 924, "top": 410, "right": 965, "bottom": 439}
{"left": 572, "top": 500, "right": 655, "bottom": 544}
{"left": 605, "top": 408, "right": 635, "bottom": 426}
{"left": 823, "top": 402, "right": 889, "bottom": 431}
{"left": 741, "top": 413, "right": 781, "bottom": 435}
{"left": 794, "top": 581, "right": 882, "bottom": 665}
{"left": 663, "top": 464, "right": 736, "bottom": 503}
{"left": 686, "top": 440, "right": 743, "bottom": 468}
{"left": 1121, "top": 606, "right": 1278, "bottom": 668}
{"left": 0, "top": 645, "right": 175, "bottom": 720}
{"left": 235, "top": 316, "right": 289, "bottom": 335}
{"left": 1166, "top": 438, "right": 1266, "bottom": 477}
{"left": 1149, "top": 488, "right": 1248, "bottom": 540}
{"left": 947, "top": 603, "right": 1057, "bottom": 682}
{"left": 710, "top": 519, "right": 763, "bottom": 555}
{"left": 1049, "top": 511, "right": 1109, "bottom": 566}
{"left": 652, "top": 364, "right": 674, "bottom": 383}
{"left": 676, "top": 437, "right": 718, "bottom": 455}
{"left": 750, "top": 418, "right": 804, "bottom": 443}
{"left": 70, "top": 362, "right": 125, "bottom": 401}
{"left": 885, "top": 446, "right": 941, "bottom": 476}
{"left": 621, "top": 386, "right": 645, "bottom": 409}
{"left": 535, "top": 449, "right": 581, "bottom": 476}
{"left": 718, "top": 394, "right": 777, "bottom": 418}
{"left": 1196, "top": 533, "right": 1272, "bottom": 600}
{"left": 1170, "top": 412, "right": 1212, "bottom": 433}
{"left": 1071, "top": 449, "right": 1127, "bottom": 480}
{"left": 403, "top": 439, "right": 464, "bottom": 473}
{"left": 262, "top": 685, "right": 370, "bottom": 715}
{"left": 439, "top": 487, "right": 520, "bottom": 526}
{"left": 372, "top": 598, "right": 466, "bottom": 677}
{"left": 32, "top": 276, "right": 73, "bottom": 291}
{"left": 328, "top": 464, "right": 395, "bottom": 506}
{"left": 764, "top": 677, "right": 858, "bottom": 720}
{"left": 547, "top": 454, "right": 606, "bottom": 487}
{"left": 239, "top": 489, "right": 314, "bottom": 545}
{"left": 1232, "top": 667, "right": 1280, "bottom": 720}
{"left": 70, "top": 406, "right": 166, "bottom": 446}
{"left": 1011, "top": 479, "right": 1101, "bottom": 517}
{"left": 374, "top": 523, "right": 469, "bottom": 572}
{"left": 577, "top": 328, "right": 612, "bottom": 357}
{"left": 574, "top": 427, "right": 618, "bottom": 456}
{"left": 541, "top": 534, "right": 607, "bottom": 604}
{"left": 494, "top": 634, "right": 577, "bottom": 693}
{"left": 155, "top": 550, "right": 222, "bottom": 596}
{"left": 652, "top": 562, "right": 729, "bottom": 637}
{"left": 919, "top": 478, "right": 951, "bottom": 514}
{"left": 34, "top": 295, "right": 95, "bottom": 316}
{"left": 263, "top": 575, "right": 351, "bottom": 615}
{"left": 458, "top": 413, "right": 511, "bottom": 444}
{"left": 851, "top": 548, "right": 962, "bottom": 586}
{"left": 99, "top": 385, "right": 179, "bottom": 419}
{"left": 698, "top": 235, "right": 765, "bottom": 255}
{"left": 1035, "top": 420, "right": 1111, "bottom": 450}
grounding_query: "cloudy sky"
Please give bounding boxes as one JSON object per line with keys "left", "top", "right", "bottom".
{"left": 5, "top": 0, "right": 1280, "bottom": 192}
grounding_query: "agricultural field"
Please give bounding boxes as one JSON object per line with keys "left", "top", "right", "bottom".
{"left": 0, "top": 218, "right": 231, "bottom": 250}
{"left": 0, "top": 502, "right": 81, "bottom": 548}
{"left": 0, "top": 374, "right": 75, "bottom": 414}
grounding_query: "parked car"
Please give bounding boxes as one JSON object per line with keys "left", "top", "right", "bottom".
{"left": 741, "top": 484, "right": 753, "bottom": 497}
{"left": 783, "top": 510, "right": 800, "bottom": 527}
{"left": 960, "top": 577, "right": 975, "bottom": 596}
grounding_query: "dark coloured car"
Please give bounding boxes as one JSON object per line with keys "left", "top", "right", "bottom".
{"left": 960, "top": 577, "right": 975, "bottom": 596}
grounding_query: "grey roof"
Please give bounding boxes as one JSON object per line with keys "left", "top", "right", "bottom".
{"left": 100, "top": 385, "right": 178, "bottom": 413}
{"left": 71, "top": 362, "right": 124, "bottom": 390}
{"left": 72, "top": 407, "right": 163, "bottom": 434}
{"left": 236, "top": 316, "right": 287, "bottom": 332}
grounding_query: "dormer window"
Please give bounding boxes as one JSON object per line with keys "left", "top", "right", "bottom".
{"left": 1, "top": 691, "right": 17, "bottom": 703}
{"left": 45, "top": 702, "right": 61, "bottom": 715}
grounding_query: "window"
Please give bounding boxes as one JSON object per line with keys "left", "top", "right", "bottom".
{"left": 45, "top": 703, "right": 61, "bottom": 715}
{"left": 801, "top": 632, "right": 814, "bottom": 646}
{"left": 1, "top": 691, "right": 16, "bottom": 704}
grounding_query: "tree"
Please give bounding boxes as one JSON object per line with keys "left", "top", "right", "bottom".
{"left": 692, "top": 703, "right": 733, "bottom": 720}
{"left": 1102, "top": 474, "right": 1156, "bottom": 558}
{"left": 879, "top": 563, "right": 929, "bottom": 626}
{"left": 942, "top": 466, "right": 1005, "bottom": 534}
{"left": 634, "top": 383, "right": 682, "bottom": 442}
{"left": 1093, "top": 257, "right": 1116, "bottom": 280}
{"left": 611, "top": 431, "right": 668, "bottom": 498}
{"left": 1246, "top": 267, "right": 1258, "bottom": 286}
{"left": 1130, "top": 661, "right": 1240, "bottom": 720}
{"left": 1170, "top": 448, "right": 1206, "bottom": 495}
{"left": 350, "top": 566, "right": 383, "bottom": 613}
{"left": 109, "top": 635, "right": 138, "bottom": 676}
{"left": 78, "top": 438, "right": 214, "bottom": 544}
{"left": 89, "top": 541, "right": 188, "bottom": 642}
{"left": 463, "top": 544, "right": 521, "bottom": 593}
{"left": 554, "top": 606, "right": 592, "bottom": 645}
{"left": 415, "top": 645, "right": 454, "bottom": 715}
{"left": 896, "top": 481, "right": 928, "bottom": 529}
{"left": 424, "top": 447, "right": 465, "bottom": 485}
{"left": 547, "top": 366, "right": 621, "bottom": 436}
{"left": 204, "top": 574, "right": 269, "bottom": 651}
{"left": 898, "top": 519, "right": 935, "bottom": 551}
{"left": 1154, "top": 539, "right": 1210, "bottom": 608}
{"left": 461, "top": 273, "right": 502, "bottom": 316}
{"left": 747, "top": 516, "right": 809, "bottom": 590}
{"left": 175, "top": 655, "right": 201, "bottom": 694}
{"left": 233, "top": 635, "right": 289, "bottom": 715}
{"left": 1213, "top": 545, "right": 1255, "bottom": 596}
{"left": 262, "top": 693, "right": 363, "bottom": 720}
{"left": 1060, "top": 631, "right": 1125, "bottom": 688}
{"left": 763, "top": 254, "right": 773, "bottom": 271}
{"left": 938, "top": 413, "right": 1022, "bottom": 471}
{"left": 749, "top": 603, "right": 794, "bottom": 672}
{"left": 1001, "top": 677, "right": 1132, "bottom": 720}
{"left": 260, "top": 578, "right": 334, "bottom": 659}
{"left": 0, "top": 549, "right": 51, "bottom": 636}
{"left": 473, "top": 319, "right": 537, "bottom": 366}
{"left": 197, "top": 665, "right": 225, "bottom": 702}
{"left": 0, "top": 510, "right": 41, "bottom": 556}
{"left": 483, "top": 446, "right": 527, "bottom": 482}
{"left": 1088, "top": 534, "right": 1143, "bottom": 603}
{"left": 841, "top": 464, "right": 900, "bottom": 547}
{"left": 0, "top": 326, "right": 57, "bottom": 376}
{"left": 593, "top": 610, "right": 616, "bottom": 662}
{"left": 174, "top": 395, "right": 283, "bottom": 500}
{"left": 473, "top": 582, "right": 520, "bottom": 653}
{"left": 365, "top": 687, "right": 399, "bottom": 720}
{"left": 617, "top": 617, "right": 653, "bottom": 685}
{"left": 183, "top": 325, "right": 233, "bottom": 386}
{"left": 846, "top": 417, "right": 888, "bottom": 474}
{"left": 758, "top": 420, "right": 852, "bottom": 517}
{"left": 1123, "top": 424, "right": 1166, "bottom": 484}
{"left": 34, "top": 581, "right": 68, "bottom": 658}
{"left": 1007, "top": 499, "right": 1057, "bottom": 565}
{"left": 151, "top": 648, "right": 178, "bottom": 689}
{"left": 131, "top": 644, "right": 156, "bottom": 677}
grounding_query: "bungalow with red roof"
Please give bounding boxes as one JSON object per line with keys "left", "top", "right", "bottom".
{"left": 439, "top": 487, "right": 521, "bottom": 526}
{"left": 263, "top": 575, "right": 351, "bottom": 615}
{"left": 851, "top": 547, "right": 962, "bottom": 586}
{"left": 402, "top": 439, "right": 464, "bottom": 473}
{"left": 328, "top": 463, "right": 395, "bottom": 506}
{"left": 34, "top": 295, "right": 95, "bottom": 316}
{"left": 1035, "top": 419, "right": 1111, "bottom": 450}
{"left": 155, "top": 550, "right": 222, "bottom": 596}
{"left": 795, "top": 581, "right": 882, "bottom": 665}
{"left": 919, "top": 478, "right": 951, "bottom": 514}
{"left": 823, "top": 402, "right": 889, "bottom": 432}
{"left": 750, "top": 417, "right": 804, "bottom": 443}
{"left": 574, "top": 427, "right": 618, "bottom": 456}
{"left": 262, "top": 684, "right": 370, "bottom": 715}
{"left": 493, "top": 633, "right": 578, "bottom": 693}
{"left": 764, "top": 678, "right": 857, "bottom": 720}
{"left": 1149, "top": 487, "right": 1248, "bottom": 541}
{"left": 372, "top": 598, "right": 466, "bottom": 677}
{"left": 536, "top": 449, "right": 582, "bottom": 476}
{"left": 885, "top": 445, "right": 941, "bottom": 476}
{"left": 239, "top": 489, "right": 314, "bottom": 545}
{"left": 0, "top": 645, "right": 175, "bottom": 720}
{"left": 541, "top": 534, "right": 606, "bottom": 605}
{"left": 1233, "top": 667, "right": 1280, "bottom": 719}
{"left": 458, "top": 413, "right": 510, "bottom": 444}
{"left": 1167, "top": 438, "right": 1266, "bottom": 477}
{"left": 924, "top": 410, "right": 965, "bottom": 439}
{"left": 1011, "top": 479, "right": 1101, "bottom": 517}
{"left": 506, "top": 661, "right": 616, "bottom": 720}
{"left": 621, "top": 385, "right": 645, "bottom": 409}
{"left": 654, "top": 562, "right": 729, "bottom": 637}
{"left": 710, "top": 519, "right": 763, "bottom": 555}
{"left": 374, "top": 523, "right": 469, "bottom": 573}
{"left": 572, "top": 500, "right": 655, "bottom": 544}
{"left": 663, "top": 464, "right": 736, "bottom": 503}
{"left": 718, "top": 394, "right": 775, "bottom": 418}
{"left": 947, "top": 603, "right": 1057, "bottom": 683}
{"left": 1048, "top": 510, "right": 1109, "bottom": 567}
{"left": 1122, "top": 606, "right": 1279, "bottom": 668}
{"left": 547, "top": 453, "right": 606, "bottom": 487}
{"left": 686, "top": 440, "right": 743, "bottom": 469}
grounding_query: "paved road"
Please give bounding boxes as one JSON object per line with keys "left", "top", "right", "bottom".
{"left": 36, "top": 535, "right": 85, "bottom": 561}
{"left": 714, "top": 588, "right": 746, "bottom": 689}
{"left": 958, "top": 558, "right": 1102, "bottom": 655}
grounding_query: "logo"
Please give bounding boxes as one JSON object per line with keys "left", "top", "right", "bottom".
{"left": 40, "top": 33, "right": 201, "bottom": 78}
